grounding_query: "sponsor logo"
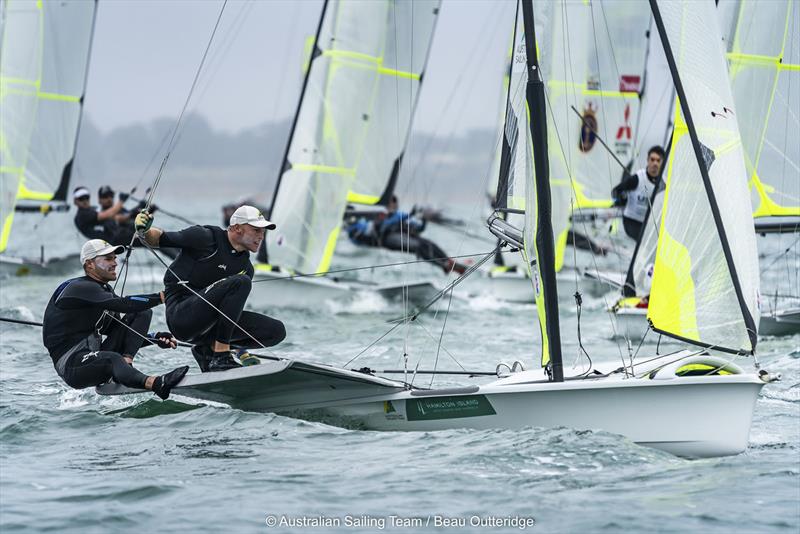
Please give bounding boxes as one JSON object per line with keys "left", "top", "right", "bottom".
{"left": 217, "top": 264, "right": 227, "bottom": 271}
{"left": 619, "top": 74, "right": 641, "bottom": 93}
{"left": 406, "top": 395, "right": 497, "bottom": 421}
{"left": 615, "top": 103, "right": 633, "bottom": 157}
{"left": 578, "top": 103, "right": 598, "bottom": 153}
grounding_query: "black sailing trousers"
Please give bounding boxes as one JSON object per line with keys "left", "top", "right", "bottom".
{"left": 62, "top": 309, "right": 153, "bottom": 390}
{"left": 166, "top": 274, "right": 286, "bottom": 349}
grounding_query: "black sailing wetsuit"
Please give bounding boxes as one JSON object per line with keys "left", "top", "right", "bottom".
{"left": 160, "top": 225, "right": 285, "bottom": 348}
{"left": 42, "top": 276, "right": 162, "bottom": 389}
{"left": 74, "top": 206, "right": 121, "bottom": 242}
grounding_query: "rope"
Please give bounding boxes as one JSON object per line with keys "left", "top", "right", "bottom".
{"left": 136, "top": 239, "right": 277, "bottom": 357}
{"left": 144, "top": 0, "right": 229, "bottom": 211}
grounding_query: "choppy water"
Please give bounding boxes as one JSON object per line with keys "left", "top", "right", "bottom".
{"left": 1, "top": 216, "right": 798, "bottom": 533}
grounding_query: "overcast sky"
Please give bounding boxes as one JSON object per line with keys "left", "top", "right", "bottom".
{"left": 83, "top": 0, "right": 516, "bottom": 136}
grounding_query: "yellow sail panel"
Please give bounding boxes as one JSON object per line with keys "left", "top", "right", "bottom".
{"left": 0, "top": 212, "right": 14, "bottom": 252}
{"left": 647, "top": 228, "right": 699, "bottom": 342}
{"left": 316, "top": 226, "right": 340, "bottom": 275}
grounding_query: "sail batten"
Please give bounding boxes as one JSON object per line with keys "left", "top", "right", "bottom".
{"left": 647, "top": 0, "right": 760, "bottom": 354}
{"left": 268, "top": 0, "right": 439, "bottom": 274}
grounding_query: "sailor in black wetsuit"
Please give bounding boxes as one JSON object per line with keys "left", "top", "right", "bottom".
{"left": 73, "top": 186, "right": 129, "bottom": 242}
{"left": 135, "top": 205, "right": 286, "bottom": 372}
{"left": 42, "top": 239, "right": 188, "bottom": 399}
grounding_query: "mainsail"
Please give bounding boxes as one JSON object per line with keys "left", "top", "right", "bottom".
{"left": 724, "top": 0, "right": 799, "bottom": 221}
{"left": 267, "top": 0, "right": 440, "bottom": 274}
{"left": 0, "top": 0, "right": 96, "bottom": 255}
{"left": 493, "top": 0, "right": 563, "bottom": 380}
{"left": 647, "top": 0, "right": 760, "bottom": 354}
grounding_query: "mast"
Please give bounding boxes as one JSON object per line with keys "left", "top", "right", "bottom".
{"left": 521, "top": 0, "right": 563, "bottom": 382}
{"left": 648, "top": 0, "right": 758, "bottom": 352}
{"left": 268, "top": 0, "right": 329, "bottom": 218}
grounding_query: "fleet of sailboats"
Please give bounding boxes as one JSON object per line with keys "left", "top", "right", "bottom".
{"left": 248, "top": 0, "right": 443, "bottom": 310}
{"left": 2, "top": 0, "right": 792, "bottom": 458}
{"left": 0, "top": 0, "right": 97, "bottom": 275}
{"left": 94, "top": 0, "right": 782, "bottom": 458}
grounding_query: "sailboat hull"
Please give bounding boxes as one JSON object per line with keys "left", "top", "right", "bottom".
{"left": 0, "top": 254, "right": 80, "bottom": 277}
{"left": 467, "top": 268, "right": 614, "bottom": 303}
{"left": 98, "top": 358, "right": 765, "bottom": 458}
{"left": 318, "top": 374, "right": 764, "bottom": 458}
{"left": 758, "top": 308, "right": 800, "bottom": 337}
{"left": 248, "top": 268, "right": 440, "bottom": 310}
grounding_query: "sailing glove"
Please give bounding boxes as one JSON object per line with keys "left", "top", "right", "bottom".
{"left": 149, "top": 331, "right": 177, "bottom": 349}
{"left": 134, "top": 211, "right": 153, "bottom": 233}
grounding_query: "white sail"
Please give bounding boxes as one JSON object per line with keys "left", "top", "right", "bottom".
{"left": 724, "top": 0, "right": 800, "bottom": 219}
{"left": 627, "top": 187, "right": 663, "bottom": 297}
{"left": 648, "top": 0, "right": 760, "bottom": 353}
{"left": 267, "top": 0, "right": 439, "bottom": 274}
{"left": 572, "top": 1, "right": 652, "bottom": 210}
{"left": 0, "top": 0, "right": 95, "bottom": 254}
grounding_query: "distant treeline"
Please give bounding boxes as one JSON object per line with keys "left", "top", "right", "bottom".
{"left": 74, "top": 113, "right": 496, "bottom": 206}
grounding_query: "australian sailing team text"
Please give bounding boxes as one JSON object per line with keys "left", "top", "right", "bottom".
{"left": 265, "top": 514, "right": 536, "bottom": 529}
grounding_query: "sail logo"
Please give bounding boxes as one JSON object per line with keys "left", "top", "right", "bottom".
{"left": 616, "top": 104, "right": 632, "bottom": 141}
{"left": 619, "top": 74, "right": 641, "bottom": 93}
{"left": 578, "top": 103, "right": 598, "bottom": 153}
{"left": 614, "top": 103, "right": 634, "bottom": 157}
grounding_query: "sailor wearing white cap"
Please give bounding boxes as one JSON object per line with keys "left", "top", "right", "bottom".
{"left": 134, "top": 207, "right": 285, "bottom": 372}
{"left": 42, "top": 239, "right": 188, "bottom": 400}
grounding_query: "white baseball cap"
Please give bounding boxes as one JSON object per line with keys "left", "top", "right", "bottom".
{"left": 80, "top": 239, "right": 125, "bottom": 265}
{"left": 73, "top": 187, "right": 90, "bottom": 199}
{"left": 229, "top": 205, "right": 276, "bottom": 229}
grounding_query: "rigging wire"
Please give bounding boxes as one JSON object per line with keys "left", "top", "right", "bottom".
{"left": 249, "top": 250, "right": 494, "bottom": 284}
{"left": 144, "top": 0, "right": 230, "bottom": 212}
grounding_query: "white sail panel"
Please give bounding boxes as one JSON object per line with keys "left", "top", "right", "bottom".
{"left": 0, "top": 0, "right": 95, "bottom": 253}
{"left": 631, "top": 188, "right": 663, "bottom": 296}
{"left": 573, "top": 1, "right": 651, "bottom": 209}
{"left": 726, "top": 0, "right": 799, "bottom": 219}
{"left": 648, "top": 0, "right": 760, "bottom": 353}
{"left": 534, "top": 0, "right": 577, "bottom": 271}
{"left": 268, "top": 0, "right": 439, "bottom": 274}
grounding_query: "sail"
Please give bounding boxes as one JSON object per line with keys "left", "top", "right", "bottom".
{"left": 724, "top": 0, "right": 800, "bottom": 220}
{"left": 0, "top": 0, "right": 96, "bottom": 253}
{"left": 493, "top": 0, "right": 563, "bottom": 375}
{"left": 267, "top": 0, "right": 440, "bottom": 274}
{"left": 648, "top": 0, "right": 760, "bottom": 353}
{"left": 623, "top": 185, "right": 664, "bottom": 297}
{"left": 571, "top": 1, "right": 652, "bottom": 210}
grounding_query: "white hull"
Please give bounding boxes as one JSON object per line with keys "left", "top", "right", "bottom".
{"left": 0, "top": 254, "right": 80, "bottom": 277}
{"left": 322, "top": 371, "right": 763, "bottom": 458}
{"left": 466, "top": 268, "right": 614, "bottom": 304}
{"left": 248, "top": 268, "right": 440, "bottom": 310}
{"left": 610, "top": 306, "right": 650, "bottom": 340}
{"left": 98, "top": 353, "right": 766, "bottom": 458}
{"left": 759, "top": 308, "right": 800, "bottom": 337}
{"left": 612, "top": 305, "right": 800, "bottom": 339}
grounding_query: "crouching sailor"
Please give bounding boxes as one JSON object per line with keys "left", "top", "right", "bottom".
{"left": 42, "top": 240, "right": 189, "bottom": 400}
{"left": 134, "top": 205, "right": 286, "bottom": 372}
